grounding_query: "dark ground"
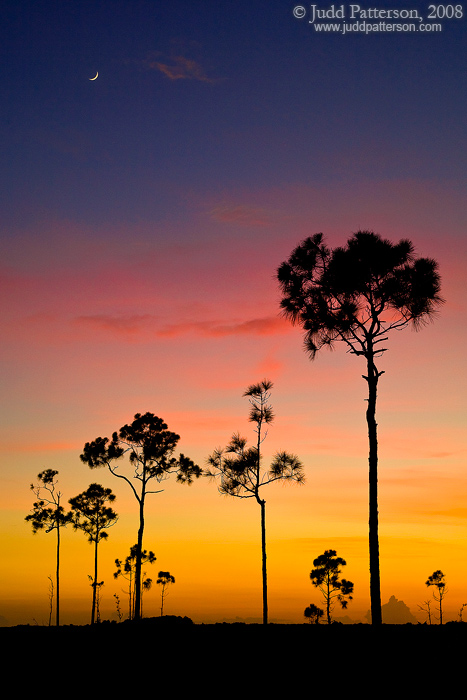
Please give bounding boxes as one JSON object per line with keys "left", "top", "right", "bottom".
{"left": 3, "top": 617, "right": 465, "bottom": 676}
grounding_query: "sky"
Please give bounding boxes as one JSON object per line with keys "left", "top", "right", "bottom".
{"left": 0, "top": 0, "right": 466, "bottom": 626}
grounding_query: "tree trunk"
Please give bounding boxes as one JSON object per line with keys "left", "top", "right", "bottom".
{"left": 56, "top": 524, "right": 60, "bottom": 627}
{"left": 134, "top": 494, "right": 145, "bottom": 621}
{"left": 326, "top": 576, "right": 331, "bottom": 624}
{"left": 366, "top": 353, "right": 382, "bottom": 626}
{"left": 260, "top": 499, "right": 268, "bottom": 625}
{"left": 129, "top": 570, "right": 133, "bottom": 620}
{"left": 91, "top": 537, "right": 98, "bottom": 624}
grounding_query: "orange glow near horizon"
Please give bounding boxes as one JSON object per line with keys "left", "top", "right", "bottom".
{"left": 3, "top": 319, "right": 467, "bottom": 624}
{"left": 5, "top": 344, "right": 467, "bottom": 627}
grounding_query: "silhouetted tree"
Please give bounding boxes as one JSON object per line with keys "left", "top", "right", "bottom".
{"left": 309, "top": 549, "right": 354, "bottom": 624}
{"left": 418, "top": 599, "right": 434, "bottom": 625}
{"left": 277, "top": 231, "right": 442, "bottom": 625}
{"left": 68, "top": 483, "right": 118, "bottom": 624}
{"left": 141, "top": 575, "right": 153, "bottom": 617}
{"left": 87, "top": 577, "right": 104, "bottom": 622}
{"left": 114, "top": 544, "right": 157, "bottom": 620}
{"left": 206, "top": 380, "right": 305, "bottom": 625}
{"left": 458, "top": 603, "right": 467, "bottom": 622}
{"left": 114, "top": 548, "right": 135, "bottom": 620}
{"left": 80, "top": 412, "right": 201, "bottom": 621}
{"left": 157, "top": 571, "right": 175, "bottom": 616}
{"left": 426, "top": 570, "right": 447, "bottom": 624}
{"left": 114, "top": 593, "right": 123, "bottom": 622}
{"left": 25, "top": 469, "right": 71, "bottom": 626}
{"left": 304, "top": 602, "right": 324, "bottom": 624}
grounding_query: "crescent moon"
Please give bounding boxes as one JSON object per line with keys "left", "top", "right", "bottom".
{"left": 89, "top": 71, "right": 98, "bottom": 81}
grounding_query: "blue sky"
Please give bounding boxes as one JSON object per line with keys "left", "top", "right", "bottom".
{"left": 2, "top": 0, "right": 465, "bottom": 231}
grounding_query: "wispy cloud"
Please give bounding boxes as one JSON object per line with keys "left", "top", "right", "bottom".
{"left": 158, "top": 316, "right": 290, "bottom": 338}
{"left": 73, "top": 314, "right": 290, "bottom": 340}
{"left": 144, "top": 52, "right": 217, "bottom": 83}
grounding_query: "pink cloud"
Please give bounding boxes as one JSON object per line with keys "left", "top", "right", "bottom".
{"left": 253, "top": 353, "right": 284, "bottom": 377}
{"left": 145, "top": 53, "right": 216, "bottom": 83}
{"left": 157, "top": 316, "right": 290, "bottom": 338}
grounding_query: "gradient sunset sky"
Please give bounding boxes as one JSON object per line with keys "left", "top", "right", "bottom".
{"left": 1, "top": 0, "right": 466, "bottom": 625}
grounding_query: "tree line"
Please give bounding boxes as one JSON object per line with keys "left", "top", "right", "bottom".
{"left": 25, "top": 230, "right": 443, "bottom": 626}
{"left": 25, "top": 469, "right": 178, "bottom": 625}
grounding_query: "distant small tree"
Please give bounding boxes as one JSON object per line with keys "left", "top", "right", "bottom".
{"left": 87, "top": 577, "right": 104, "bottom": 622}
{"left": 157, "top": 571, "right": 175, "bottom": 616}
{"left": 114, "top": 544, "right": 157, "bottom": 620}
{"left": 25, "top": 470, "right": 71, "bottom": 626}
{"left": 81, "top": 412, "right": 201, "bottom": 621}
{"left": 426, "top": 570, "right": 447, "bottom": 624}
{"left": 206, "top": 380, "right": 305, "bottom": 625}
{"left": 309, "top": 549, "right": 354, "bottom": 624}
{"left": 304, "top": 602, "right": 324, "bottom": 624}
{"left": 69, "top": 483, "right": 118, "bottom": 624}
{"left": 141, "top": 576, "right": 153, "bottom": 617}
{"left": 458, "top": 603, "right": 467, "bottom": 623}
{"left": 114, "top": 593, "right": 123, "bottom": 622}
{"left": 418, "top": 599, "right": 433, "bottom": 625}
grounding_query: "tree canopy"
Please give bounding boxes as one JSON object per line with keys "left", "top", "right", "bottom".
{"left": 277, "top": 231, "right": 443, "bottom": 360}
